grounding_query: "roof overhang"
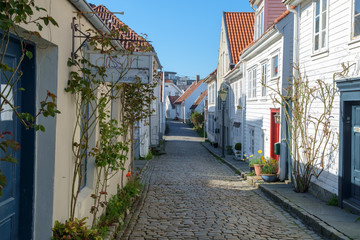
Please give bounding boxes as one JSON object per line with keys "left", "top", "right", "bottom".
{"left": 240, "top": 27, "right": 280, "bottom": 61}
{"left": 68, "top": 0, "right": 123, "bottom": 50}
{"left": 282, "top": 0, "right": 303, "bottom": 6}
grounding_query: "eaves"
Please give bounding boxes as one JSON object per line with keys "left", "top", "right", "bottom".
{"left": 240, "top": 28, "right": 281, "bottom": 61}
{"left": 282, "top": 0, "right": 303, "bottom": 6}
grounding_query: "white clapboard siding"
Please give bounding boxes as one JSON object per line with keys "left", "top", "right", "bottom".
{"left": 296, "top": 0, "right": 360, "bottom": 194}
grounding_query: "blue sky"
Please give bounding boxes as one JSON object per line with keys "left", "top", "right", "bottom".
{"left": 89, "top": 0, "right": 253, "bottom": 80}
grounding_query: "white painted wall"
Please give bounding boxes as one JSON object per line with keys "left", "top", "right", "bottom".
{"left": 294, "top": 0, "right": 360, "bottom": 194}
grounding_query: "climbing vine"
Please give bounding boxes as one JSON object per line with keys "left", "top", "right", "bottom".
{"left": 0, "top": 0, "right": 59, "bottom": 196}
{"left": 266, "top": 64, "right": 341, "bottom": 193}
{"left": 65, "top": 17, "right": 159, "bottom": 225}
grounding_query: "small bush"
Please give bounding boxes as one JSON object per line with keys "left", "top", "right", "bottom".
{"left": 235, "top": 143, "right": 242, "bottom": 151}
{"left": 326, "top": 194, "right": 338, "bottom": 206}
{"left": 52, "top": 218, "right": 101, "bottom": 240}
{"left": 190, "top": 112, "right": 204, "bottom": 129}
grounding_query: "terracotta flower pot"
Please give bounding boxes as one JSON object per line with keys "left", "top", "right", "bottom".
{"left": 253, "top": 164, "right": 263, "bottom": 176}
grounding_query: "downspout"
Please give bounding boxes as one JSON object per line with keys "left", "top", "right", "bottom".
{"left": 287, "top": 5, "right": 299, "bottom": 67}
{"left": 285, "top": 4, "right": 299, "bottom": 181}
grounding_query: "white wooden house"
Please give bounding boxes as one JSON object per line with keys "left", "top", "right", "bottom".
{"left": 215, "top": 12, "right": 254, "bottom": 148}
{"left": 174, "top": 79, "right": 207, "bottom": 122}
{"left": 94, "top": 5, "right": 163, "bottom": 158}
{"left": 164, "top": 79, "right": 183, "bottom": 119}
{"left": 283, "top": 0, "right": 360, "bottom": 212}
{"left": 229, "top": 0, "right": 293, "bottom": 180}
{"left": 205, "top": 70, "right": 218, "bottom": 144}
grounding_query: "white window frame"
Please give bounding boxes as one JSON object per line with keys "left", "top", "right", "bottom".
{"left": 261, "top": 62, "right": 267, "bottom": 96}
{"left": 352, "top": 0, "right": 360, "bottom": 39}
{"left": 271, "top": 55, "right": 279, "bottom": 78}
{"left": 313, "top": 0, "right": 328, "bottom": 53}
{"left": 247, "top": 67, "right": 257, "bottom": 98}
{"left": 255, "top": 8, "right": 264, "bottom": 39}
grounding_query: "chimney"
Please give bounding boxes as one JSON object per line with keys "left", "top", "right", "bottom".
{"left": 196, "top": 75, "right": 200, "bottom": 84}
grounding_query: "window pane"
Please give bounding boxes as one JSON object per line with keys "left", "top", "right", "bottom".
{"left": 315, "top": 16, "right": 320, "bottom": 33}
{"left": 355, "top": 14, "right": 360, "bottom": 36}
{"left": 316, "top": 0, "right": 320, "bottom": 15}
{"left": 322, "top": 12, "right": 326, "bottom": 30}
{"left": 322, "top": 31, "right": 326, "bottom": 48}
{"left": 356, "top": 0, "right": 360, "bottom": 15}
{"left": 322, "top": 0, "right": 327, "bottom": 11}
{"left": 315, "top": 34, "right": 319, "bottom": 50}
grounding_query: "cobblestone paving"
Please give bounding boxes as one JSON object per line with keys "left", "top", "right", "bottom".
{"left": 119, "top": 121, "right": 322, "bottom": 240}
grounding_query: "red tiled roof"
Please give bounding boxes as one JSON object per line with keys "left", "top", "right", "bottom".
{"left": 190, "top": 90, "right": 208, "bottom": 110}
{"left": 175, "top": 80, "right": 205, "bottom": 104}
{"left": 92, "top": 5, "right": 152, "bottom": 52}
{"left": 165, "top": 79, "right": 173, "bottom": 83}
{"left": 168, "top": 96, "right": 180, "bottom": 109}
{"left": 224, "top": 12, "right": 255, "bottom": 63}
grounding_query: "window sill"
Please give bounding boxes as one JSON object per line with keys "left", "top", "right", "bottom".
{"left": 311, "top": 50, "right": 329, "bottom": 60}
{"left": 348, "top": 37, "right": 360, "bottom": 50}
{"left": 270, "top": 76, "right": 280, "bottom": 82}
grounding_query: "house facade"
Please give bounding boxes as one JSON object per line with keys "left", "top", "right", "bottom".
{"left": 174, "top": 78, "right": 207, "bottom": 122}
{"left": 164, "top": 79, "right": 183, "bottom": 119}
{"left": 229, "top": 0, "right": 293, "bottom": 180}
{"left": 0, "top": 1, "right": 162, "bottom": 239}
{"left": 283, "top": 0, "right": 360, "bottom": 212}
{"left": 205, "top": 70, "right": 218, "bottom": 143}
{"left": 215, "top": 12, "right": 254, "bottom": 148}
{"left": 93, "top": 4, "right": 163, "bottom": 158}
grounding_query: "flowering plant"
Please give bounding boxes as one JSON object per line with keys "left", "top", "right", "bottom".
{"left": 248, "top": 150, "right": 264, "bottom": 167}
{"left": 261, "top": 158, "right": 278, "bottom": 174}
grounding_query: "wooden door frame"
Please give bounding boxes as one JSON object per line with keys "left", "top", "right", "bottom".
{"left": 337, "top": 78, "right": 360, "bottom": 214}
{"left": 270, "top": 108, "right": 280, "bottom": 161}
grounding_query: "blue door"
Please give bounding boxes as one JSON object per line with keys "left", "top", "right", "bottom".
{"left": 351, "top": 105, "right": 360, "bottom": 201}
{"left": 0, "top": 37, "right": 35, "bottom": 239}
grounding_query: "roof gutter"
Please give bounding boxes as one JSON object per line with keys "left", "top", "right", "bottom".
{"left": 68, "top": 0, "right": 123, "bottom": 50}
{"left": 240, "top": 27, "right": 278, "bottom": 60}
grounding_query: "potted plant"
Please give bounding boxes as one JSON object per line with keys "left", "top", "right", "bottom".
{"left": 249, "top": 157, "right": 263, "bottom": 176}
{"left": 261, "top": 158, "right": 278, "bottom": 182}
{"left": 234, "top": 143, "right": 242, "bottom": 160}
{"left": 226, "top": 145, "right": 233, "bottom": 155}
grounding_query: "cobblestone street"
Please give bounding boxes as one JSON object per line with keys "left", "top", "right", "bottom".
{"left": 119, "top": 121, "right": 322, "bottom": 240}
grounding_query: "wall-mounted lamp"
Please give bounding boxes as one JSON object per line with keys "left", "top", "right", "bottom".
{"left": 274, "top": 112, "right": 281, "bottom": 124}
{"left": 219, "top": 87, "right": 228, "bottom": 102}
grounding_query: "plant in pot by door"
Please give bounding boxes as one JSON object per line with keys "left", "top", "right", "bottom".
{"left": 249, "top": 155, "right": 263, "bottom": 176}
{"left": 234, "top": 143, "right": 242, "bottom": 160}
{"left": 261, "top": 158, "right": 278, "bottom": 182}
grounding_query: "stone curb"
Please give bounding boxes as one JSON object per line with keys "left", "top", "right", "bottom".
{"left": 200, "top": 143, "right": 245, "bottom": 175}
{"left": 200, "top": 142, "right": 351, "bottom": 240}
{"left": 259, "top": 185, "right": 350, "bottom": 240}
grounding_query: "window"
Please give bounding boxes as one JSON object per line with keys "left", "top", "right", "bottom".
{"left": 354, "top": 0, "right": 360, "bottom": 38}
{"left": 314, "top": 0, "right": 328, "bottom": 52}
{"left": 256, "top": 10, "right": 264, "bottom": 39}
{"left": 248, "top": 68, "right": 257, "bottom": 98}
{"left": 272, "top": 55, "right": 279, "bottom": 78}
{"left": 261, "top": 63, "right": 267, "bottom": 96}
{"left": 250, "top": 128, "right": 255, "bottom": 154}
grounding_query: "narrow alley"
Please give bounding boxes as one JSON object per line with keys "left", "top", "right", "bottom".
{"left": 118, "top": 121, "right": 322, "bottom": 240}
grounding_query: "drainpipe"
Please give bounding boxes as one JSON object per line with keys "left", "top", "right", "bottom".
{"left": 287, "top": 5, "right": 299, "bottom": 68}
{"left": 284, "top": 4, "right": 299, "bottom": 181}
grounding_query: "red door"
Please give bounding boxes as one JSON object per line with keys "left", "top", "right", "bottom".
{"left": 270, "top": 109, "right": 280, "bottom": 161}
